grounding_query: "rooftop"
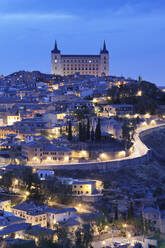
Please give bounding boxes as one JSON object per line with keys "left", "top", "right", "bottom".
{"left": 12, "top": 203, "right": 76, "bottom": 216}
{"left": 0, "top": 223, "right": 30, "bottom": 235}
{"left": 61, "top": 54, "right": 100, "bottom": 58}
{"left": 72, "top": 180, "right": 96, "bottom": 185}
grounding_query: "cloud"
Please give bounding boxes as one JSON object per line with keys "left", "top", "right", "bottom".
{"left": 0, "top": 12, "right": 75, "bottom": 21}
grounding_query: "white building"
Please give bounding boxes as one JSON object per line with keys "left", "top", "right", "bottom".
{"left": 37, "top": 170, "right": 54, "bottom": 180}
{"left": 12, "top": 202, "right": 77, "bottom": 229}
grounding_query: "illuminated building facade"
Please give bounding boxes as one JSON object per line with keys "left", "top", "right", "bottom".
{"left": 72, "top": 181, "right": 96, "bottom": 195}
{"left": 51, "top": 41, "right": 109, "bottom": 76}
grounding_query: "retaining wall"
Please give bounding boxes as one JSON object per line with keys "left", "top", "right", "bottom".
{"left": 34, "top": 152, "right": 151, "bottom": 171}
{"left": 140, "top": 124, "right": 165, "bottom": 161}
{"left": 31, "top": 125, "right": 165, "bottom": 171}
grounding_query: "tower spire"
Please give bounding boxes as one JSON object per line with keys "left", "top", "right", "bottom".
{"left": 100, "top": 40, "right": 109, "bottom": 54}
{"left": 103, "top": 40, "right": 106, "bottom": 51}
{"left": 51, "top": 40, "right": 61, "bottom": 54}
{"left": 55, "top": 40, "right": 58, "bottom": 50}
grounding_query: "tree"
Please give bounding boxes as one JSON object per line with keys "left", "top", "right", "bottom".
{"left": 9, "top": 145, "right": 21, "bottom": 165}
{"left": 138, "top": 76, "right": 142, "bottom": 83}
{"left": 122, "top": 120, "right": 134, "bottom": 150}
{"left": 40, "top": 130, "right": 49, "bottom": 137}
{"left": 82, "top": 224, "right": 94, "bottom": 248}
{"left": 95, "top": 215, "right": 108, "bottom": 235}
{"left": 60, "top": 127, "right": 63, "bottom": 136}
{"left": 75, "top": 227, "right": 84, "bottom": 248}
{"left": 1, "top": 170, "right": 13, "bottom": 191}
{"left": 82, "top": 122, "right": 87, "bottom": 142}
{"left": 102, "top": 179, "right": 112, "bottom": 189}
{"left": 54, "top": 223, "right": 72, "bottom": 247}
{"left": 114, "top": 204, "right": 118, "bottom": 221}
{"left": 38, "top": 239, "right": 59, "bottom": 248}
{"left": 67, "top": 120, "right": 72, "bottom": 141}
{"left": 107, "top": 86, "right": 119, "bottom": 103}
{"left": 79, "top": 122, "right": 83, "bottom": 142}
{"left": 128, "top": 201, "right": 134, "bottom": 219}
{"left": 86, "top": 119, "right": 90, "bottom": 140}
{"left": 134, "top": 242, "right": 143, "bottom": 248}
{"left": 153, "top": 186, "right": 164, "bottom": 197}
{"left": 91, "top": 127, "right": 95, "bottom": 143}
{"left": 75, "top": 224, "right": 94, "bottom": 248}
{"left": 95, "top": 118, "right": 101, "bottom": 141}
{"left": 74, "top": 109, "right": 90, "bottom": 121}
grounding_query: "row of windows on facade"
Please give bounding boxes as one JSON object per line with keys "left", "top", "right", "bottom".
{"left": 73, "top": 191, "right": 89, "bottom": 194}
{"left": 42, "top": 151, "right": 71, "bottom": 155}
{"left": 42, "top": 157, "right": 71, "bottom": 161}
{"left": 104, "top": 107, "right": 132, "bottom": 112}
{"left": 34, "top": 149, "right": 71, "bottom": 156}
{"left": 54, "top": 57, "right": 107, "bottom": 63}
{"left": 63, "top": 68, "right": 100, "bottom": 71}
{"left": 50, "top": 213, "right": 71, "bottom": 219}
{"left": 8, "top": 116, "right": 19, "bottom": 120}
{"left": 74, "top": 185, "right": 85, "bottom": 188}
{"left": 61, "top": 67, "right": 107, "bottom": 72}
{"left": 62, "top": 59, "right": 99, "bottom": 63}
{"left": 14, "top": 211, "right": 46, "bottom": 221}
{"left": 34, "top": 154, "right": 65, "bottom": 158}
{"left": 26, "top": 216, "right": 46, "bottom": 222}
{"left": 62, "top": 61, "right": 106, "bottom": 66}
{"left": 63, "top": 72, "right": 99, "bottom": 76}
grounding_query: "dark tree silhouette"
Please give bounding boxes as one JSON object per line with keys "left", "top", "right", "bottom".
{"left": 86, "top": 118, "right": 90, "bottom": 140}
{"left": 79, "top": 122, "right": 83, "bottom": 141}
{"left": 95, "top": 118, "right": 101, "bottom": 141}
{"left": 114, "top": 204, "right": 118, "bottom": 220}
{"left": 67, "top": 120, "right": 72, "bottom": 141}
{"left": 91, "top": 127, "right": 95, "bottom": 143}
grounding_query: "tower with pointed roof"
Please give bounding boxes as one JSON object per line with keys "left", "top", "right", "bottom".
{"left": 100, "top": 40, "right": 109, "bottom": 76}
{"left": 51, "top": 40, "right": 109, "bottom": 76}
{"left": 51, "top": 41, "right": 62, "bottom": 74}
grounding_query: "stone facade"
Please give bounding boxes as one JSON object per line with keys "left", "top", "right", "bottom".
{"left": 51, "top": 41, "right": 109, "bottom": 76}
{"left": 22, "top": 142, "right": 72, "bottom": 164}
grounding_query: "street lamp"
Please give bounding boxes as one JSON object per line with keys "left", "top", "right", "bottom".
{"left": 122, "top": 223, "right": 127, "bottom": 237}
{"left": 127, "top": 232, "right": 131, "bottom": 244}
{"left": 127, "top": 233, "right": 131, "bottom": 238}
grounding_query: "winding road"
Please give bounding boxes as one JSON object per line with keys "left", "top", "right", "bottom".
{"left": 28, "top": 122, "right": 165, "bottom": 170}
{"left": 1, "top": 122, "right": 165, "bottom": 170}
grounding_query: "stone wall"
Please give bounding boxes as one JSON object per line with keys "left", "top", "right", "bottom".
{"left": 140, "top": 124, "right": 165, "bottom": 161}
{"left": 31, "top": 125, "right": 165, "bottom": 172}
{"left": 34, "top": 151, "right": 151, "bottom": 172}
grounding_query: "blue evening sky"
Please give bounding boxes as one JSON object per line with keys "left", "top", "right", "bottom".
{"left": 0, "top": 0, "right": 165, "bottom": 85}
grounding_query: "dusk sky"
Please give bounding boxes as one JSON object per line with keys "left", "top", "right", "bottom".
{"left": 0, "top": 0, "right": 165, "bottom": 85}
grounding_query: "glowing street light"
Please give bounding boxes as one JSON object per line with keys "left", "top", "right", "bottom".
{"left": 25, "top": 191, "right": 30, "bottom": 197}
{"left": 127, "top": 232, "right": 131, "bottom": 239}
{"left": 122, "top": 223, "right": 127, "bottom": 228}
{"left": 136, "top": 90, "right": 142, "bottom": 96}
{"left": 144, "top": 113, "right": 151, "bottom": 118}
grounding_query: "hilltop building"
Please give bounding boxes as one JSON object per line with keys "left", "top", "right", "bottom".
{"left": 51, "top": 41, "right": 109, "bottom": 76}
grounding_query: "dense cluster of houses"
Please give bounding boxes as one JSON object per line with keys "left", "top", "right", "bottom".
{"left": 0, "top": 72, "right": 139, "bottom": 166}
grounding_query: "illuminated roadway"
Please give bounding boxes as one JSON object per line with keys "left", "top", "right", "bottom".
{"left": 31, "top": 122, "right": 165, "bottom": 170}
{"left": 1, "top": 122, "right": 164, "bottom": 169}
